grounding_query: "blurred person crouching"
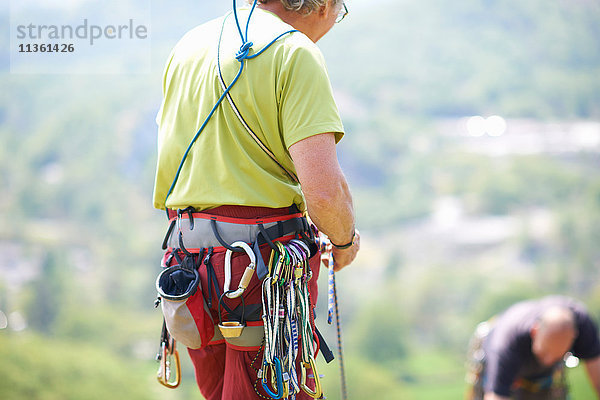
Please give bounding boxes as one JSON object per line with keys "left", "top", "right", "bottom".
{"left": 465, "top": 296, "right": 600, "bottom": 400}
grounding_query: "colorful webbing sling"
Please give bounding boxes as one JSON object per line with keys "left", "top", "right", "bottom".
{"left": 259, "top": 239, "right": 323, "bottom": 399}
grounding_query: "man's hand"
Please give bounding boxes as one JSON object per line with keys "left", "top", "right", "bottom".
{"left": 332, "top": 230, "right": 360, "bottom": 271}
{"left": 585, "top": 356, "right": 600, "bottom": 398}
{"left": 484, "top": 393, "right": 510, "bottom": 400}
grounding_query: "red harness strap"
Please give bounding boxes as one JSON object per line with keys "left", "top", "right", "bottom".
{"left": 167, "top": 205, "right": 300, "bottom": 220}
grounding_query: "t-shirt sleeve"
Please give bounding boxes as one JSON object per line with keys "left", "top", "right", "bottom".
{"left": 277, "top": 40, "right": 344, "bottom": 149}
{"left": 156, "top": 50, "right": 175, "bottom": 127}
{"left": 572, "top": 313, "right": 600, "bottom": 359}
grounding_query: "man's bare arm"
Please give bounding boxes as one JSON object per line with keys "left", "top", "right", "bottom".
{"left": 289, "top": 132, "right": 359, "bottom": 271}
{"left": 585, "top": 356, "right": 600, "bottom": 398}
{"left": 484, "top": 393, "right": 510, "bottom": 400}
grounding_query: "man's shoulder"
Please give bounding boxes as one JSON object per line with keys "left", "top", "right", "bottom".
{"left": 487, "top": 303, "right": 536, "bottom": 353}
{"left": 181, "top": 17, "right": 223, "bottom": 43}
{"left": 270, "top": 33, "right": 326, "bottom": 77}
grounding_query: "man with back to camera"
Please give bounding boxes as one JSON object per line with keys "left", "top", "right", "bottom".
{"left": 153, "top": 0, "right": 358, "bottom": 399}
{"left": 466, "top": 296, "right": 600, "bottom": 400}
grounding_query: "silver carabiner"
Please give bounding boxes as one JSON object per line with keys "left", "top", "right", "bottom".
{"left": 224, "top": 241, "right": 257, "bottom": 299}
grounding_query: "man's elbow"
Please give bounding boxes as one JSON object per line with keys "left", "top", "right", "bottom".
{"left": 305, "top": 185, "right": 345, "bottom": 211}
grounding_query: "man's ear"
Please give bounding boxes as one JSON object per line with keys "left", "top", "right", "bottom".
{"left": 318, "top": 1, "right": 333, "bottom": 18}
{"left": 531, "top": 322, "right": 539, "bottom": 339}
{"left": 317, "top": 5, "right": 327, "bottom": 17}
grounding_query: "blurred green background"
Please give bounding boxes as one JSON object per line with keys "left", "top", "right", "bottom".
{"left": 1, "top": 0, "right": 600, "bottom": 398}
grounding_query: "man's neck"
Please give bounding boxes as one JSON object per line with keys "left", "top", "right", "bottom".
{"left": 256, "top": 3, "right": 325, "bottom": 42}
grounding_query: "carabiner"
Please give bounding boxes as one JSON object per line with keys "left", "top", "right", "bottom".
{"left": 272, "top": 242, "right": 286, "bottom": 284}
{"left": 261, "top": 357, "right": 284, "bottom": 399}
{"left": 157, "top": 339, "right": 181, "bottom": 389}
{"left": 300, "top": 358, "right": 323, "bottom": 399}
{"left": 223, "top": 241, "right": 256, "bottom": 299}
{"left": 287, "top": 242, "right": 305, "bottom": 284}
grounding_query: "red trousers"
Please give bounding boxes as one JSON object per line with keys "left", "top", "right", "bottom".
{"left": 182, "top": 206, "right": 321, "bottom": 400}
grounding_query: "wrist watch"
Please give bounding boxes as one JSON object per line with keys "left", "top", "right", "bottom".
{"left": 331, "top": 230, "right": 355, "bottom": 249}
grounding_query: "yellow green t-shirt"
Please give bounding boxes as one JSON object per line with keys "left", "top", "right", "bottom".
{"left": 152, "top": 8, "right": 344, "bottom": 212}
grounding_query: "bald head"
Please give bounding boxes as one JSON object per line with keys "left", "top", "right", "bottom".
{"left": 531, "top": 306, "right": 578, "bottom": 367}
{"left": 538, "top": 306, "right": 577, "bottom": 335}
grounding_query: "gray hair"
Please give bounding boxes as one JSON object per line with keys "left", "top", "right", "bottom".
{"left": 253, "top": 0, "right": 341, "bottom": 14}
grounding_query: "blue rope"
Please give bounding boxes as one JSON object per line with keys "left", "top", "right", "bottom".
{"left": 163, "top": 0, "right": 297, "bottom": 214}
{"left": 245, "top": 0, "right": 258, "bottom": 41}
{"left": 163, "top": 63, "right": 246, "bottom": 212}
{"left": 246, "top": 30, "right": 297, "bottom": 60}
{"left": 232, "top": 3, "right": 245, "bottom": 42}
{"left": 326, "top": 245, "right": 348, "bottom": 400}
{"left": 333, "top": 273, "right": 348, "bottom": 400}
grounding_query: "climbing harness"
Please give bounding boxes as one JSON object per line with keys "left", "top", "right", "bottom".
{"left": 513, "top": 367, "right": 569, "bottom": 400}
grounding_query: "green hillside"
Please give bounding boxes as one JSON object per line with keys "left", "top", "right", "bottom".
{"left": 1, "top": 0, "right": 600, "bottom": 398}
{"left": 322, "top": 0, "right": 600, "bottom": 119}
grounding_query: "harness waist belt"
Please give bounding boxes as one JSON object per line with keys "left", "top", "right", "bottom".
{"left": 165, "top": 214, "right": 308, "bottom": 250}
